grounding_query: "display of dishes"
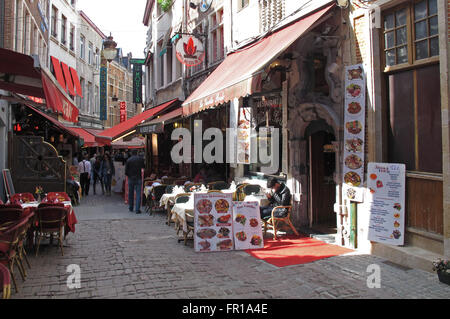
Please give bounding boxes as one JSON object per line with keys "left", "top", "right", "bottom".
{"left": 238, "top": 152, "right": 250, "bottom": 163}
{"left": 198, "top": 214, "right": 214, "bottom": 227}
{"left": 347, "top": 102, "right": 362, "bottom": 115}
{"left": 236, "top": 231, "right": 247, "bottom": 242}
{"left": 217, "top": 214, "right": 231, "bottom": 224}
{"left": 345, "top": 154, "right": 363, "bottom": 170}
{"left": 198, "top": 240, "right": 211, "bottom": 251}
{"left": 348, "top": 66, "right": 363, "bottom": 80}
{"left": 215, "top": 199, "right": 229, "bottom": 213}
{"left": 217, "top": 239, "right": 233, "bottom": 250}
{"left": 235, "top": 214, "right": 246, "bottom": 226}
{"left": 217, "top": 227, "right": 230, "bottom": 238}
{"left": 196, "top": 228, "right": 216, "bottom": 239}
{"left": 249, "top": 218, "right": 259, "bottom": 228}
{"left": 346, "top": 121, "right": 363, "bottom": 135}
{"left": 345, "top": 138, "right": 363, "bottom": 153}
{"left": 393, "top": 203, "right": 401, "bottom": 211}
{"left": 250, "top": 235, "right": 262, "bottom": 246}
{"left": 346, "top": 83, "right": 362, "bottom": 97}
{"left": 196, "top": 199, "right": 212, "bottom": 214}
{"left": 344, "top": 172, "right": 361, "bottom": 187}
{"left": 392, "top": 230, "right": 402, "bottom": 239}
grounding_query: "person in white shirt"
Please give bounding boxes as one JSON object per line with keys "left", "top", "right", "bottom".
{"left": 78, "top": 152, "right": 92, "bottom": 196}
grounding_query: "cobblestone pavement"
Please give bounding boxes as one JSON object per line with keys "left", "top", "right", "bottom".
{"left": 12, "top": 193, "right": 450, "bottom": 299}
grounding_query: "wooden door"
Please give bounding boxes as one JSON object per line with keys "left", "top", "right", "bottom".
{"left": 309, "top": 131, "right": 336, "bottom": 227}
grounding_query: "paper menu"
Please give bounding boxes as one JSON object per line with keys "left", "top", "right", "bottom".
{"left": 367, "top": 163, "right": 406, "bottom": 246}
{"left": 232, "top": 201, "right": 264, "bottom": 250}
{"left": 194, "top": 192, "right": 234, "bottom": 253}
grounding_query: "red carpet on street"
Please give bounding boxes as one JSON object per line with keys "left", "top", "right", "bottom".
{"left": 246, "top": 235, "right": 354, "bottom": 267}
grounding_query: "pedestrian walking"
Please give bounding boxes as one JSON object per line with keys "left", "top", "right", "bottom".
{"left": 125, "top": 149, "right": 145, "bottom": 214}
{"left": 92, "top": 156, "right": 104, "bottom": 195}
{"left": 78, "top": 152, "right": 91, "bottom": 197}
{"left": 100, "top": 152, "right": 115, "bottom": 196}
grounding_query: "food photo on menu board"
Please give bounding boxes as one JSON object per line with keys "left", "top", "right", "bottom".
{"left": 194, "top": 193, "right": 234, "bottom": 253}
{"left": 232, "top": 202, "right": 264, "bottom": 251}
{"left": 367, "top": 163, "right": 406, "bottom": 246}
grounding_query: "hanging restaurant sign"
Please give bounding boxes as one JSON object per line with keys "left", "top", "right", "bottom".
{"left": 99, "top": 66, "right": 108, "bottom": 121}
{"left": 133, "top": 64, "right": 143, "bottom": 104}
{"left": 120, "top": 101, "right": 127, "bottom": 123}
{"left": 175, "top": 35, "right": 205, "bottom": 67}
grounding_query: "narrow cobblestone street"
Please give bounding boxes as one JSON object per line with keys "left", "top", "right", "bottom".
{"left": 11, "top": 193, "right": 450, "bottom": 299}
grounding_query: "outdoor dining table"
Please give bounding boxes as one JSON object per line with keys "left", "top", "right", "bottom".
{"left": 19, "top": 200, "right": 78, "bottom": 235}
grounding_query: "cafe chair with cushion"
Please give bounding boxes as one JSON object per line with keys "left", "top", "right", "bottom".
{"left": 0, "top": 219, "right": 28, "bottom": 293}
{"left": 35, "top": 206, "right": 67, "bottom": 257}
{"left": 208, "top": 181, "right": 229, "bottom": 191}
{"left": 183, "top": 209, "right": 195, "bottom": 245}
{"left": 0, "top": 205, "right": 23, "bottom": 229}
{"left": 16, "top": 214, "right": 33, "bottom": 273}
{"left": 10, "top": 193, "right": 35, "bottom": 204}
{"left": 149, "top": 184, "right": 168, "bottom": 216}
{"left": 262, "top": 200, "right": 299, "bottom": 240}
{"left": 0, "top": 263, "right": 11, "bottom": 299}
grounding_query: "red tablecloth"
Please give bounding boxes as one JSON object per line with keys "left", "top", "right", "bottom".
{"left": 20, "top": 202, "right": 78, "bottom": 234}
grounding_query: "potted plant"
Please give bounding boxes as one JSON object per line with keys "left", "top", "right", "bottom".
{"left": 432, "top": 258, "right": 450, "bottom": 285}
{"left": 157, "top": 0, "right": 172, "bottom": 12}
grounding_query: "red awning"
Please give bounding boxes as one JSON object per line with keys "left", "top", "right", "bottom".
{"left": 182, "top": 4, "right": 334, "bottom": 116}
{"left": 70, "top": 67, "right": 83, "bottom": 97}
{"left": 51, "top": 56, "right": 67, "bottom": 91}
{"left": 0, "top": 48, "right": 45, "bottom": 98}
{"left": 41, "top": 70, "right": 79, "bottom": 123}
{"left": 24, "top": 103, "right": 81, "bottom": 139}
{"left": 61, "top": 62, "right": 76, "bottom": 96}
{"left": 100, "top": 99, "right": 179, "bottom": 140}
{"left": 68, "top": 127, "right": 103, "bottom": 147}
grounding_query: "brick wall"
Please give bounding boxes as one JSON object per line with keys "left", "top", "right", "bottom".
{"left": 353, "top": 14, "right": 367, "bottom": 64}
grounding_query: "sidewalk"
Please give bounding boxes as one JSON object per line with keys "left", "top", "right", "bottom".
{"left": 11, "top": 193, "right": 450, "bottom": 299}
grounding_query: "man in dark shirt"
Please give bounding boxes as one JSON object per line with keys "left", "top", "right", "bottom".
{"left": 125, "top": 149, "right": 145, "bottom": 214}
{"left": 260, "top": 178, "right": 292, "bottom": 220}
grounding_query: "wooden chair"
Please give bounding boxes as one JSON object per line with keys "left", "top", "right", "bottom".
{"left": 262, "top": 200, "right": 299, "bottom": 240}
{"left": 149, "top": 184, "right": 168, "bottom": 215}
{"left": 35, "top": 206, "right": 67, "bottom": 256}
{"left": 0, "top": 263, "right": 11, "bottom": 299}
{"left": 183, "top": 209, "right": 195, "bottom": 245}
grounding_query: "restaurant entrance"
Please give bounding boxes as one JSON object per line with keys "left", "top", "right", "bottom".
{"left": 306, "top": 120, "right": 336, "bottom": 234}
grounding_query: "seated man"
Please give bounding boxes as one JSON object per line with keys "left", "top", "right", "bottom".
{"left": 260, "top": 178, "right": 292, "bottom": 220}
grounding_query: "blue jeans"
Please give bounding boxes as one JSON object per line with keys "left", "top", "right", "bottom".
{"left": 128, "top": 178, "right": 142, "bottom": 212}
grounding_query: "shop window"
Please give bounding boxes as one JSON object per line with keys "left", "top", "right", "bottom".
{"left": 61, "top": 15, "right": 67, "bottom": 45}
{"left": 382, "top": 0, "right": 438, "bottom": 70}
{"left": 209, "top": 8, "right": 224, "bottom": 65}
{"left": 51, "top": 5, "right": 57, "bottom": 38}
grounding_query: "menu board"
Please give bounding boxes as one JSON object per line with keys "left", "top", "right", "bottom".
{"left": 237, "top": 107, "right": 251, "bottom": 164}
{"left": 343, "top": 64, "right": 366, "bottom": 200}
{"left": 367, "top": 163, "right": 406, "bottom": 246}
{"left": 232, "top": 201, "right": 264, "bottom": 250}
{"left": 194, "top": 192, "right": 234, "bottom": 253}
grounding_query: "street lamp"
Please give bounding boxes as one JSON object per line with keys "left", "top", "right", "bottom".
{"left": 102, "top": 34, "right": 118, "bottom": 63}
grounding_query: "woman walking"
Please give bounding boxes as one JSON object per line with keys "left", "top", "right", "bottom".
{"left": 100, "top": 152, "right": 115, "bottom": 196}
{"left": 92, "top": 155, "right": 104, "bottom": 195}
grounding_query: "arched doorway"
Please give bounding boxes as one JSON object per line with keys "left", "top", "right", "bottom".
{"left": 305, "top": 120, "right": 336, "bottom": 233}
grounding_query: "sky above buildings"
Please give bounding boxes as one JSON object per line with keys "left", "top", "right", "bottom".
{"left": 77, "top": 0, "right": 147, "bottom": 58}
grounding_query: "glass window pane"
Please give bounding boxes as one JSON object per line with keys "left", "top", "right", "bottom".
{"left": 395, "top": 9, "right": 407, "bottom": 26}
{"left": 385, "top": 31, "right": 395, "bottom": 49}
{"left": 396, "top": 27, "right": 407, "bottom": 45}
{"left": 414, "top": 1, "right": 427, "bottom": 21}
{"left": 430, "top": 37, "right": 439, "bottom": 57}
{"left": 415, "top": 20, "right": 428, "bottom": 40}
{"left": 386, "top": 49, "right": 395, "bottom": 66}
{"left": 415, "top": 40, "right": 428, "bottom": 60}
{"left": 397, "top": 46, "right": 408, "bottom": 64}
{"left": 429, "top": 16, "right": 438, "bottom": 36}
{"left": 384, "top": 13, "right": 394, "bottom": 30}
{"left": 429, "top": 0, "right": 437, "bottom": 15}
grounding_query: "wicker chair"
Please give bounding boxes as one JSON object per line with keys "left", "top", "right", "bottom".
{"left": 262, "top": 199, "right": 299, "bottom": 240}
{"left": 0, "top": 205, "right": 23, "bottom": 229}
{"left": 35, "top": 206, "right": 67, "bottom": 256}
{"left": 0, "top": 263, "right": 11, "bottom": 299}
{"left": 233, "top": 183, "right": 248, "bottom": 201}
{"left": 0, "top": 219, "right": 28, "bottom": 293}
{"left": 183, "top": 209, "right": 195, "bottom": 245}
{"left": 149, "top": 185, "right": 168, "bottom": 215}
{"left": 172, "top": 193, "right": 191, "bottom": 235}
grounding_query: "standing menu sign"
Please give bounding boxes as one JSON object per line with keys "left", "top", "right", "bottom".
{"left": 194, "top": 193, "right": 234, "bottom": 252}
{"left": 367, "top": 163, "right": 406, "bottom": 246}
{"left": 343, "top": 64, "right": 366, "bottom": 201}
{"left": 233, "top": 201, "right": 264, "bottom": 250}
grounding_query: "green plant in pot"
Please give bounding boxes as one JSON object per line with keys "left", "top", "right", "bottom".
{"left": 157, "top": 0, "right": 172, "bottom": 12}
{"left": 432, "top": 259, "right": 450, "bottom": 285}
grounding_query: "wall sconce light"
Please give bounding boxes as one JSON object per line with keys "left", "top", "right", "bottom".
{"left": 50, "top": 136, "right": 55, "bottom": 143}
